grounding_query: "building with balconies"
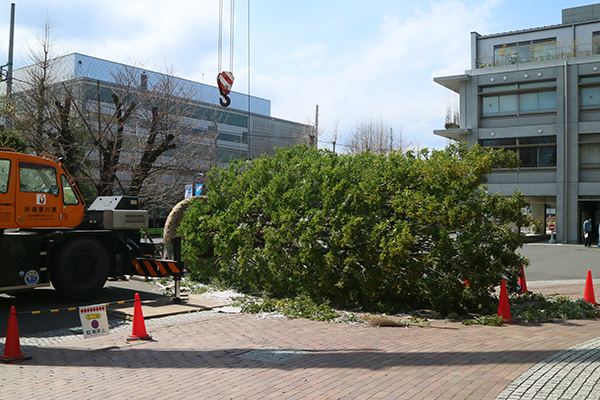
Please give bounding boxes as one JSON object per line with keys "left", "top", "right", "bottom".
{"left": 434, "top": 3, "right": 600, "bottom": 243}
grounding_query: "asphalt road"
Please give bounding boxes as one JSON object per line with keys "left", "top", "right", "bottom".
{"left": 517, "top": 242, "right": 600, "bottom": 282}
{"left": 0, "top": 279, "right": 167, "bottom": 338}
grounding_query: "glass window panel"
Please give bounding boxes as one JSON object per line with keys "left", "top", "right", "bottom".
{"left": 545, "top": 41, "right": 557, "bottom": 59}
{"left": 582, "top": 87, "right": 600, "bottom": 107}
{"left": 499, "top": 94, "right": 517, "bottom": 113}
{"left": 594, "top": 33, "right": 600, "bottom": 55}
{"left": 520, "top": 80, "right": 555, "bottom": 89}
{"left": 494, "top": 45, "right": 517, "bottom": 65}
{"left": 580, "top": 143, "right": 600, "bottom": 165}
{"left": 519, "top": 148, "right": 538, "bottom": 167}
{"left": 538, "top": 91, "right": 557, "bottom": 110}
{"left": 531, "top": 41, "right": 556, "bottom": 61}
{"left": 493, "top": 47, "right": 502, "bottom": 64}
{"left": 520, "top": 93, "right": 538, "bottom": 112}
{"left": 19, "top": 163, "right": 58, "bottom": 194}
{"left": 480, "top": 139, "right": 516, "bottom": 147}
{"left": 520, "top": 136, "right": 556, "bottom": 145}
{"left": 580, "top": 76, "right": 600, "bottom": 83}
{"left": 538, "top": 147, "right": 557, "bottom": 167}
{"left": 61, "top": 175, "right": 79, "bottom": 205}
{"left": 217, "top": 133, "right": 244, "bottom": 143}
{"left": 0, "top": 159, "right": 10, "bottom": 194}
{"left": 481, "top": 84, "right": 517, "bottom": 92}
{"left": 518, "top": 44, "right": 532, "bottom": 63}
{"left": 482, "top": 96, "right": 499, "bottom": 115}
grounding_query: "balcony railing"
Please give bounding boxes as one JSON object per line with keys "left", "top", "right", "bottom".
{"left": 476, "top": 39, "right": 600, "bottom": 69}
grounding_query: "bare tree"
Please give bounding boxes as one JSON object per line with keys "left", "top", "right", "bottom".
{"left": 71, "top": 64, "right": 219, "bottom": 208}
{"left": 295, "top": 111, "right": 320, "bottom": 147}
{"left": 320, "top": 120, "right": 339, "bottom": 153}
{"left": 345, "top": 117, "right": 404, "bottom": 155}
{"left": 11, "top": 18, "right": 85, "bottom": 177}
{"left": 9, "top": 19, "right": 219, "bottom": 210}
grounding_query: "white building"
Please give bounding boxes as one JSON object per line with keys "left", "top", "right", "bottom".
{"left": 434, "top": 4, "right": 600, "bottom": 243}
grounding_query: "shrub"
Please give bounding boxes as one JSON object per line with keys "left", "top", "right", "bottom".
{"left": 180, "top": 143, "right": 529, "bottom": 314}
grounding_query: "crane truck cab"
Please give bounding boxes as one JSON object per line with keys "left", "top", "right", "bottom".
{"left": 0, "top": 150, "right": 84, "bottom": 230}
{"left": 0, "top": 150, "right": 184, "bottom": 300}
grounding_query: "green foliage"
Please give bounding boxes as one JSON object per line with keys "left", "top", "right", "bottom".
{"left": 233, "top": 295, "right": 341, "bottom": 321}
{"left": 462, "top": 292, "right": 596, "bottom": 325}
{"left": 0, "top": 129, "right": 28, "bottom": 152}
{"left": 511, "top": 292, "right": 593, "bottom": 322}
{"left": 462, "top": 314, "right": 505, "bottom": 326}
{"left": 180, "top": 143, "right": 529, "bottom": 314}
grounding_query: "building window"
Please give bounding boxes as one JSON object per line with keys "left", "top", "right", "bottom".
{"left": 519, "top": 137, "right": 557, "bottom": 167}
{"left": 217, "top": 132, "right": 248, "bottom": 144}
{"left": 493, "top": 39, "right": 556, "bottom": 65}
{"left": 579, "top": 134, "right": 600, "bottom": 167}
{"left": 480, "top": 136, "right": 556, "bottom": 168}
{"left": 481, "top": 81, "right": 557, "bottom": 116}
{"left": 494, "top": 44, "right": 517, "bottom": 65}
{"left": 593, "top": 32, "right": 600, "bottom": 55}
{"left": 580, "top": 76, "right": 600, "bottom": 108}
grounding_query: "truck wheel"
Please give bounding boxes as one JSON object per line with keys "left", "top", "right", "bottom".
{"left": 52, "top": 238, "right": 109, "bottom": 299}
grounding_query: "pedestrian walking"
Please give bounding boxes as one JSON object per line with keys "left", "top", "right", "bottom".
{"left": 584, "top": 216, "right": 592, "bottom": 247}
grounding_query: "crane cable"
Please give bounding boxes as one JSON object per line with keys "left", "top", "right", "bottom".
{"left": 217, "top": 0, "right": 235, "bottom": 107}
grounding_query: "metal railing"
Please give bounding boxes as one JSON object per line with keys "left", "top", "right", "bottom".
{"left": 477, "top": 39, "right": 600, "bottom": 69}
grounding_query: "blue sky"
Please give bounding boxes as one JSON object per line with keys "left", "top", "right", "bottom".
{"left": 0, "top": 0, "right": 593, "bottom": 150}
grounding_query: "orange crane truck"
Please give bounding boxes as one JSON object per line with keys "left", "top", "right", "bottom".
{"left": 0, "top": 149, "right": 184, "bottom": 300}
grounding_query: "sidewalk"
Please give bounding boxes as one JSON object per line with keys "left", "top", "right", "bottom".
{"left": 1, "top": 283, "right": 600, "bottom": 399}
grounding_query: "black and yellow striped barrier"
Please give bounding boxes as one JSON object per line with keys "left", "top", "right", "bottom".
{"left": 132, "top": 258, "right": 184, "bottom": 277}
{"left": 16, "top": 299, "right": 133, "bottom": 315}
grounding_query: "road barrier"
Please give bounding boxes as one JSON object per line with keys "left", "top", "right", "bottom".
{"left": 15, "top": 298, "right": 135, "bottom": 315}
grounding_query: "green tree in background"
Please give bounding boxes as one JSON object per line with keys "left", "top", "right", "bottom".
{"left": 180, "top": 143, "right": 529, "bottom": 315}
{"left": 0, "top": 129, "right": 28, "bottom": 153}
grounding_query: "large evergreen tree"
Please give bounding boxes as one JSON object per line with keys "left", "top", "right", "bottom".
{"left": 180, "top": 143, "right": 529, "bottom": 314}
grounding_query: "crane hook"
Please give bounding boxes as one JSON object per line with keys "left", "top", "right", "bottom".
{"left": 219, "top": 93, "right": 231, "bottom": 107}
{"left": 217, "top": 71, "right": 234, "bottom": 108}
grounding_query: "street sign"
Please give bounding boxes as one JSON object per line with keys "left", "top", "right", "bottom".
{"left": 549, "top": 224, "right": 556, "bottom": 232}
{"left": 79, "top": 304, "right": 109, "bottom": 339}
{"left": 184, "top": 184, "right": 193, "bottom": 199}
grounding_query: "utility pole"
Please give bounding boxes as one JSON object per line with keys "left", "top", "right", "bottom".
{"left": 390, "top": 127, "right": 393, "bottom": 153}
{"left": 2, "top": 3, "right": 15, "bottom": 129}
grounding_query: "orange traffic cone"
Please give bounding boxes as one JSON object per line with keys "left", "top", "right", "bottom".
{"left": 1, "top": 306, "right": 32, "bottom": 363}
{"left": 518, "top": 266, "right": 531, "bottom": 294}
{"left": 497, "top": 279, "right": 512, "bottom": 322}
{"left": 127, "top": 293, "right": 152, "bottom": 341}
{"left": 584, "top": 270, "right": 597, "bottom": 305}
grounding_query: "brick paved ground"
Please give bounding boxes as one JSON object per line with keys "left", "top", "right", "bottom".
{"left": 1, "top": 284, "right": 600, "bottom": 400}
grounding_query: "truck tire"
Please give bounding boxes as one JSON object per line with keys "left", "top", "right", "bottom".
{"left": 52, "top": 238, "right": 109, "bottom": 299}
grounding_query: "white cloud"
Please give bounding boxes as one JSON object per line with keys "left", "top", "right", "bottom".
{"left": 0, "top": 0, "right": 508, "bottom": 151}
{"left": 258, "top": 0, "right": 503, "bottom": 149}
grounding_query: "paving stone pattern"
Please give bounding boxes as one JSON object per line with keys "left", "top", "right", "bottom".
{"left": 497, "top": 337, "right": 600, "bottom": 400}
{"left": 2, "top": 287, "right": 600, "bottom": 400}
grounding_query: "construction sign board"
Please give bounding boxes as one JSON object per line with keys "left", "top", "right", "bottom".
{"left": 78, "top": 304, "right": 109, "bottom": 339}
